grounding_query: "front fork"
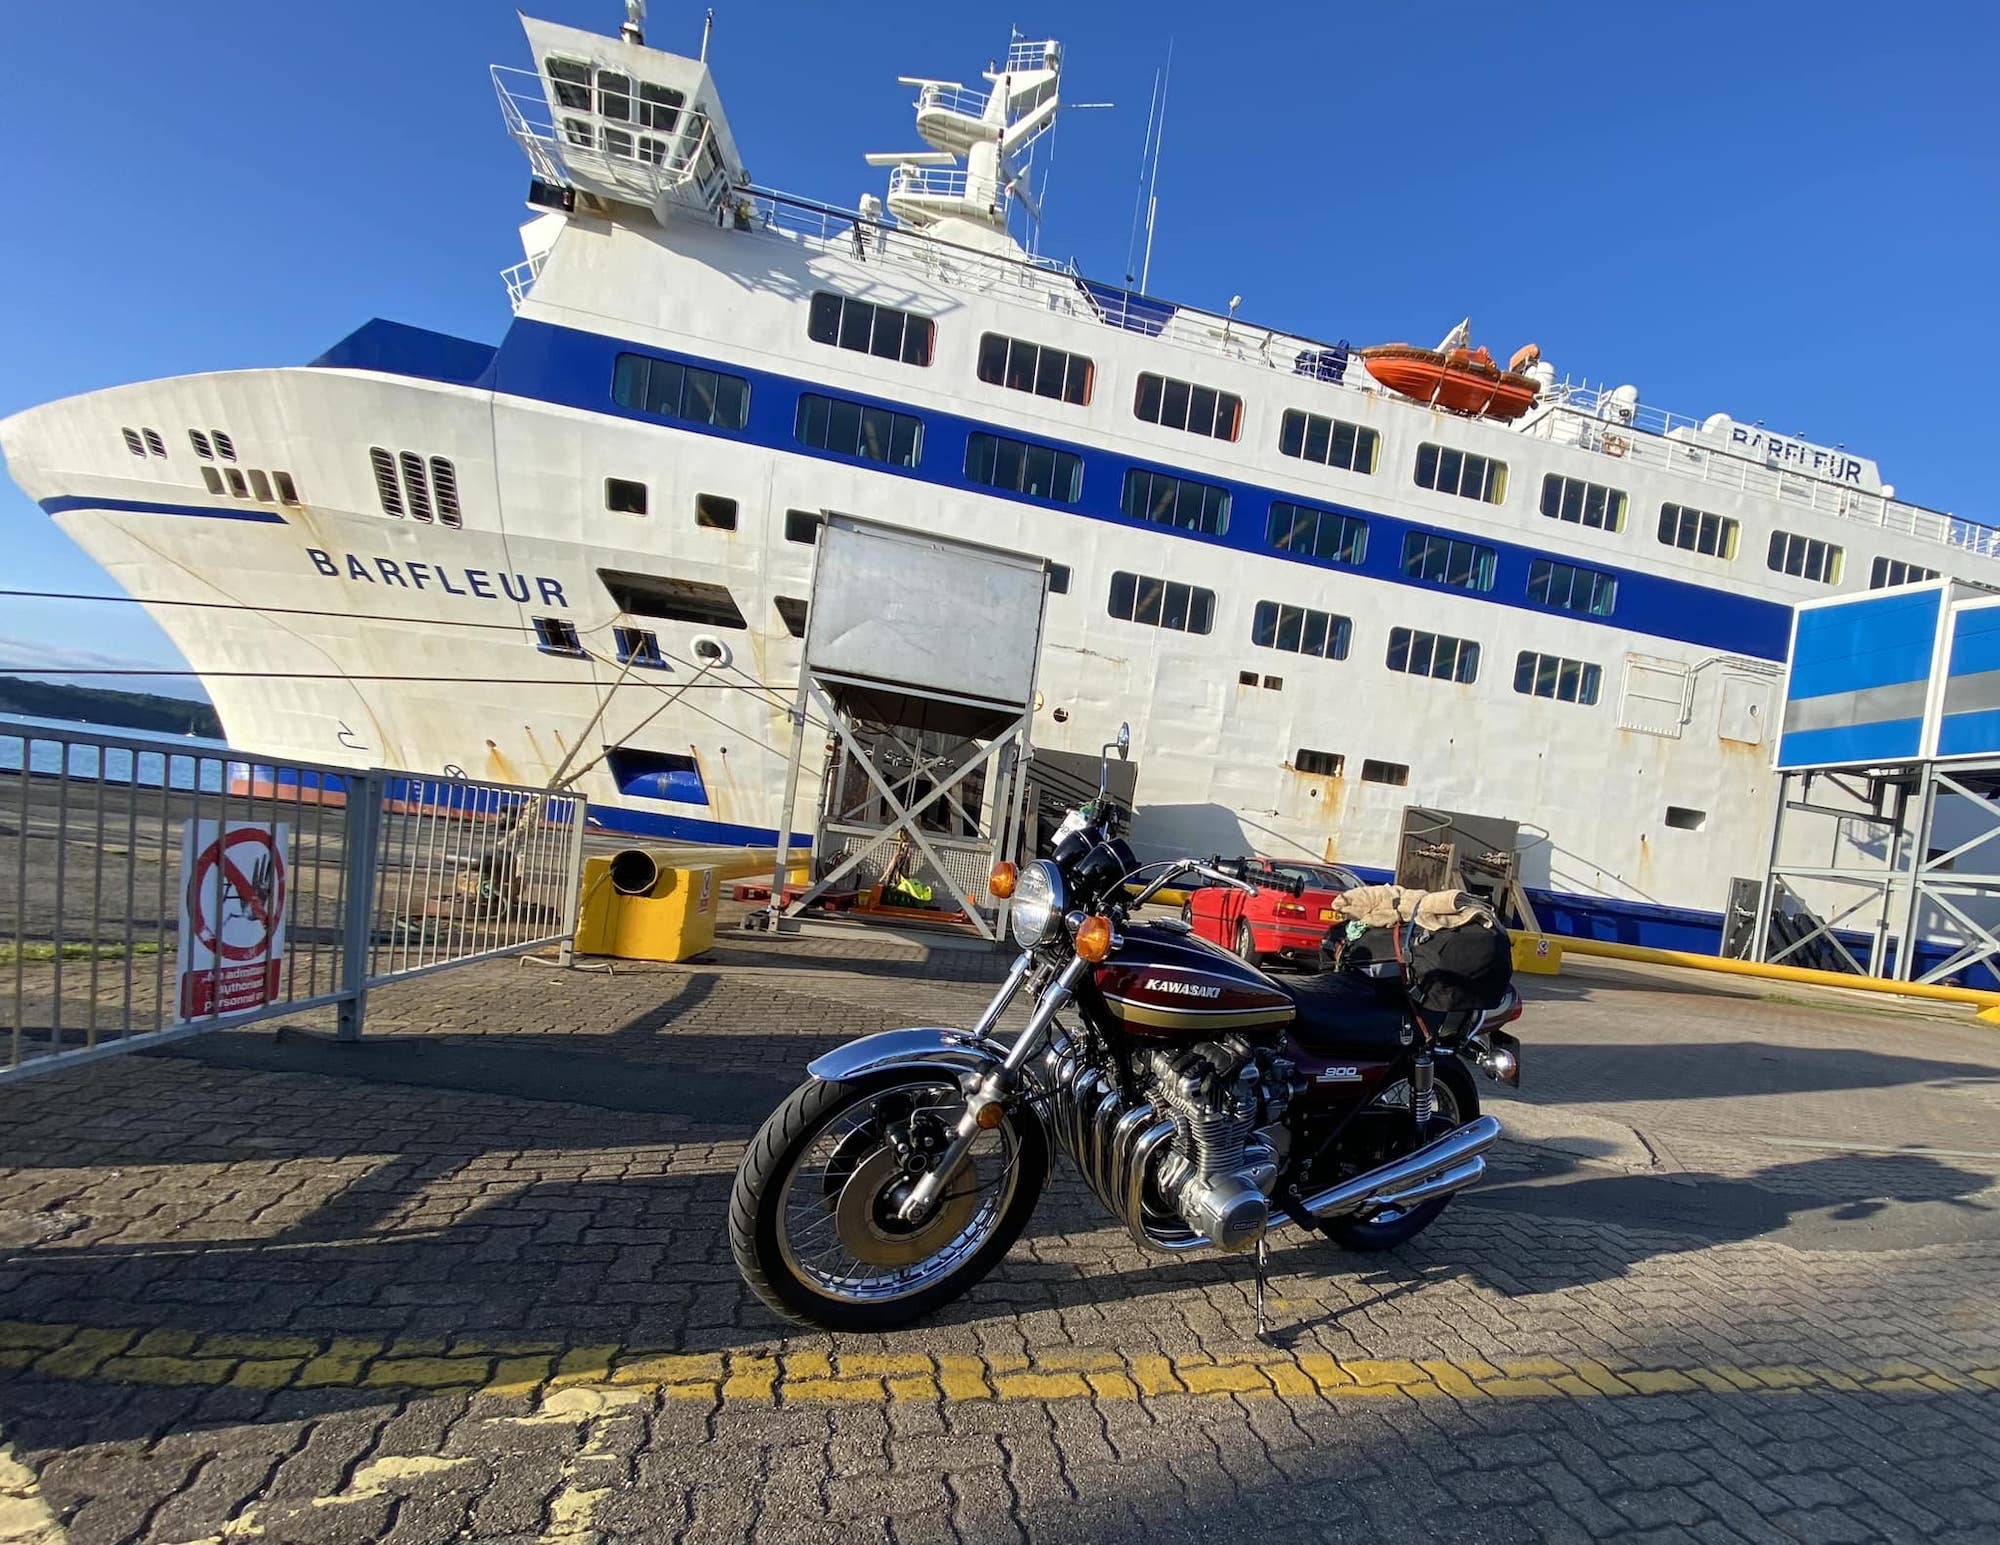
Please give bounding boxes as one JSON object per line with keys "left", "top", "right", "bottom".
{"left": 893, "top": 950, "right": 1085, "bottom": 1224}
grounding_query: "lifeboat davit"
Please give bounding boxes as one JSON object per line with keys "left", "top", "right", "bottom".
{"left": 1359, "top": 343, "right": 1540, "bottom": 421}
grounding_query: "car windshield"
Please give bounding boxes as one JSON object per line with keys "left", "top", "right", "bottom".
{"left": 1267, "top": 863, "right": 1350, "bottom": 891}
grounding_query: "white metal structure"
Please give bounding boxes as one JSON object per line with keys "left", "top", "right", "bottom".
{"left": 4, "top": 8, "right": 1997, "bottom": 954}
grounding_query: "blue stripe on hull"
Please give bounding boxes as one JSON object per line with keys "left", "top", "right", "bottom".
{"left": 41, "top": 495, "right": 288, "bottom": 524}
{"left": 485, "top": 318, "right": 1795, "bottom": 662}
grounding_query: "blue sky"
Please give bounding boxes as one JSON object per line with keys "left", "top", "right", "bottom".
{"left": 3, "top": 0, "right": 1995, "bottom": 696}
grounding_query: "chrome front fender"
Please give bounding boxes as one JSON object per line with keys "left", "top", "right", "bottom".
{"left": 805, "top": 1027, "right": 1013, "bottom": 1085}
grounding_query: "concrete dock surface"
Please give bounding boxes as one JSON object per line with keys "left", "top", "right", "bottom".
{"left": 0, "top": 928, "right": 1995, "bottom": 1543}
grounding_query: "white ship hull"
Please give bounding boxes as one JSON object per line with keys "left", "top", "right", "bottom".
{"left": 8, "top": 15, "right": 1995, "bottom": 953}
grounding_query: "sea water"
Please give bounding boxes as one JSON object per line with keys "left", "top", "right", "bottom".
{"left": 0, "top": 713, "right": 228, "bottom": 792}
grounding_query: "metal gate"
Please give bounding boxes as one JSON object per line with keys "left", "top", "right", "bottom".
{"left": 1, "top": 722, "right": 586, "bottom": 1084}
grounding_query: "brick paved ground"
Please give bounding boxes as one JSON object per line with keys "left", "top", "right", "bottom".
{"left": 1, "top": 927, "right": 1997, "bottom": 1544}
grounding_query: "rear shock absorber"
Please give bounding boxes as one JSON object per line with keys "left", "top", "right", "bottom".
{"left": 1410, "top": 1048, "right": 1434, "bottom": 1133}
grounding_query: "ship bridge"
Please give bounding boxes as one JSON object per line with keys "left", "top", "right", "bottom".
{"left": 492, "top": 7, "right": 748, "bottom": 226}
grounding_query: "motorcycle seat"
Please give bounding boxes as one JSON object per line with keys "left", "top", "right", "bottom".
{"left": 1282, "top": 971, "right": 1410, "bottom": 1055}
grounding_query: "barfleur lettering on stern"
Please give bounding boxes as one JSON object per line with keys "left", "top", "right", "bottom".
{"left": 305, "top": 548, "right": 569, "bottom": 608}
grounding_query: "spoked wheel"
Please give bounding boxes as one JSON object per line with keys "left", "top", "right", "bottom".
{"left": 1324, "top": 1056, "right": 1480, "bottom": 1252}
{"left": 730, "top": 1067, "right": 1047, "bottom": 1331}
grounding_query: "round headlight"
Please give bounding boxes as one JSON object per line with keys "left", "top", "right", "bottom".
{"left": 1009, "top": 859, "right": 1066, "bottom": 948}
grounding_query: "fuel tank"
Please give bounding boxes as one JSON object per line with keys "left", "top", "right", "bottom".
{"left": 1090, "top": 923, "right": 1295, "bottom": 1040}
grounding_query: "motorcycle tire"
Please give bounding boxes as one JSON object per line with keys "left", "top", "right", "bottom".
{"left": 730, "top": 1067, "right": 1048, "bottom": 1332}
{"left": 1323, "top": 1056, "right": 1480, "bottom": 1253}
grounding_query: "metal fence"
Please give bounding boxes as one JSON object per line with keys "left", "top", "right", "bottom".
{"left": 1, "top": 723, "right": 586, "bottom": 1084}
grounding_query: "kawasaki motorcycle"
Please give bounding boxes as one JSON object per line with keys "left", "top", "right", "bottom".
{"left": 730, "top": 725, "right": 1523, "bottom": 1332}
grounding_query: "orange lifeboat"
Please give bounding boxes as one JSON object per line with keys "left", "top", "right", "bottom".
{"left": 1359, "top": 343, "right": 1540, "bottom": 421}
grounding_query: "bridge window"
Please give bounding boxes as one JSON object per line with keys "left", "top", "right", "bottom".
{"left": 1870, "top": 556, "right": 1939, "bottom": 589}
{"left": 638, "top": 81, "right": 683, "bottom": 132}
{"left": 1414, "top": 442, "right": 1506, "bottom": 504}
{"left": 1252, "top": 601, "right": 1351, "bottom": 661}
{"left": 1658, "top": 501, "right": 1738, "bottom": 559}
{"left": 976, "top": 333, "right": 1093, "bottom": 404}
{"left": 546, "top": 57, "right": 591, "bottom": 111}
{"left": 1134, "top": 372, "right": 1242, "bottom": 442}
{"left": 1266, "top": 500, "right": 1366, "bottom": 566}
{"left": 1387, "top": 627, "right": 1480, "bottom": 684}
{"left": 1514, "top": 650, "right": 1603, "bottom": 705}
{"left": 807, "top": 292, "right": 935, "bottom": 366}
{"left": 965, "top": 432, "right": 1082, "bottom": 503}
{"left": 598, "top": 569, "right": 748, "bottom": 629}
{"left": 612, "top": 352, "right": 751, "bottom": 430}
{"left": 1278, "top": 410, "right": 1379, "bottom": 475}
{"left": 1121, "top": 468, "right": 1231, "bottom": 535}
{"left": 1294, "top": 748, "right": 1344, "bottom": 777}
{"left": 1107, "top": 571, "right": 1216, "bottom": 635}
{"left": 1527, "top": 557, "right": 1618, "bottom": 616}
{"left": 1401, "top": 531, "right": 1497, "bottom": 592}
{"left": 597, "top": 70, "right": 632, "bottom": 122}
{"left": 1767, "top": 530, "right": 1843, "bottom": 585}
{"left": 1540, "top": 473, "right": 1627, "bottom": 532}
{"left": 794, "top": 393, "right": 924, "bottom": 467}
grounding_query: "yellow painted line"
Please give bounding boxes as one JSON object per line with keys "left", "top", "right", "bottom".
{"left": 1, "top": 1321, "right": 1994, "bottom": 1407}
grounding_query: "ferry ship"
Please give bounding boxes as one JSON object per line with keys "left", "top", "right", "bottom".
{"left": 5, "top": 4, "right": 1993, "bottom": 951}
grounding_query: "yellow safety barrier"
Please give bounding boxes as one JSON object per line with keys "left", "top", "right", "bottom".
{"left": 574, "top": 852, "right": 719, "bottom": 963}
{"left": 1553, "top": 934, "right": 2000, "bottom": 1022}
{"left": 1511, "top": 932, "right": 1563, "bottom": 975}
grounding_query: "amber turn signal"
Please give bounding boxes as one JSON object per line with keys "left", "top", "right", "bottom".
{"left": 988, "top": 861, "right": 1018, "bottom": 900}
{"left": 973, "top": 1099, "right": 1006, "bottom": 1131}
{"left": 1073, "top": 914, "right": 1113, "bottom": 962}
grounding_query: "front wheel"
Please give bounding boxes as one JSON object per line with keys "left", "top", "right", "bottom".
{"left": 1323, "top": 1055, "right": 1480, "bottom": 1253}
{"left": 729, "top": 1066, "right": 1047, "bottom": 1331}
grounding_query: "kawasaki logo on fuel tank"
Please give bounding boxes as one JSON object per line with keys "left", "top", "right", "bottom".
{"left": 1144, "top": 978, "right": 1222, "bottom": 998}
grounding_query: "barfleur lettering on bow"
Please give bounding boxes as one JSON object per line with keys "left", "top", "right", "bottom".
{"left": 305, "top": 548, "right": 569, "bottom": 608}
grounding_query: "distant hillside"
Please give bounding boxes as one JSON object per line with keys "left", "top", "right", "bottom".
{"left": 0, "top": 680, "right": 223, "bottom": 739}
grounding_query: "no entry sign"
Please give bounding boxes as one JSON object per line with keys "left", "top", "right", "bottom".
{"left": 177, "top": 820, "right": 290, "bottom": 1020}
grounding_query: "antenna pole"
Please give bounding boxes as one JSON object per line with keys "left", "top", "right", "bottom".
{"left": 1139, "top": 39, "right": 1172, "bottom": 293}
{"left": 700, "top": 8, "right": 714, "bottom": 61}
{"left": 621, "top": 0, "right": 646, "bottom": 46}
{"left": 1123, "top": 68, "right": 1161, "bottom": 284}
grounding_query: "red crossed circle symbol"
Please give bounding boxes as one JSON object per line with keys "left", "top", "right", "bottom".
{"left": 187, "top": 827, "right": 285, "bottom": 962}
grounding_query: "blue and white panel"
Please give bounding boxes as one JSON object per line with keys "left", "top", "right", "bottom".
{"left": 1777, "top": 586, "right": 1944, "bottom": 769}
{"left": 1937, "top": 598, "right": 2000, "bottom": 759}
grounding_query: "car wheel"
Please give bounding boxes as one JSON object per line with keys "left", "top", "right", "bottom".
{"left": 1235, "top": 920, "right": 1262, "bottom": 967}
{"left": 1180, "top": 897, "right": 1193, "bottom": 926}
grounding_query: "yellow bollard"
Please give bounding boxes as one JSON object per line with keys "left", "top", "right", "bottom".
{"left": 574, "top": 856, "right": 719, "bottom": 962}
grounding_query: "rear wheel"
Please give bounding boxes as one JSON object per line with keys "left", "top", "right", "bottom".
{"left": 1235, "top": 920, "right": 1262, "bottom": 967}
{"left": 730, "top": 1067, "right": 1047, "bottom": 1331}
{"left": 1324, "top": 1056, "right": 1479, "bottom": 1252}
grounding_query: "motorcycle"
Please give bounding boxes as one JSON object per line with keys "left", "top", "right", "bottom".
{"left": 730, "top": 724, "right": 1524, "bottom": 1333}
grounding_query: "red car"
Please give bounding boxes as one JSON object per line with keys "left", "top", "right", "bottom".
{"left": 1182, "top": 859, "right": 1363, "bottom": 969}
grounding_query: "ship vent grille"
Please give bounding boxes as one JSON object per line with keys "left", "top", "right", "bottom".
{"left": 211, "top": 431, "right": 236, "bottom": 461}
{"left": 189, "top": 430, "right": 213, "bottom": 460}
{"left": 369, "top": 448, "right": 405, "bottom": 517}
{"left": 399, "top": 452, "right": 434, "bottom": 522}
{"left": 141, "top": 428, "right": 166, "bottom": 457}
{"left": 430, "top": 457, "right": 461, "bottom": 527}
{"left": 121, "top": 428, "right": 145, "bottom": 457}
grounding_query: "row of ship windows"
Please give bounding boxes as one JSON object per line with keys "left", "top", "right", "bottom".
{"left": 121, "top": 423, "right": 303, "bottom": 506}
{"left": 604, "top": 349, "right": 1935, "bottom": 595}
{"left": 1104, "top": 566, "right": 1603, "bottom": 704}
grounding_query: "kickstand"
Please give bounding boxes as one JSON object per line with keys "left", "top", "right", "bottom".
{"left": 1253, "top": 1234, "right": 1271, "bottom": 1341}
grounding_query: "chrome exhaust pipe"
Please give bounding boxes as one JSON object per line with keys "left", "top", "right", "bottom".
{"left": 1300, "top": 1114, "right": 1502, "bottom": 1220}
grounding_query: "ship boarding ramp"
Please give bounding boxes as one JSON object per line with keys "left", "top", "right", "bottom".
{"left": 752, "top": 516, "right": 1052, "bottom": 943}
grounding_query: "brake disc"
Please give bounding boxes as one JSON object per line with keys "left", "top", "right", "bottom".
{"left": 833, "top": 1146, "right": 982, "bottom": 1267}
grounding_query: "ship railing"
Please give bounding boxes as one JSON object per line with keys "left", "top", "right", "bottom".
{"left": 502, "top": 250, "right": 548, "bottom": 311}
{"left": 1525, "top": 404, "right": 1994, "bottom": 559}
{"left": 1005, "top": 38, "right": 1058, "bottom": 73}
{"left": 491, "top": 65, "right": 726, "bottom": 215}
{"left": 915, "top": 82, "right": 991, "bottom": 121}
{"left": 0, "top": 723, "right": 589, "bottom": 1085}
{"left": 888, "top": 165, "right": 976, "bottom": 201}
